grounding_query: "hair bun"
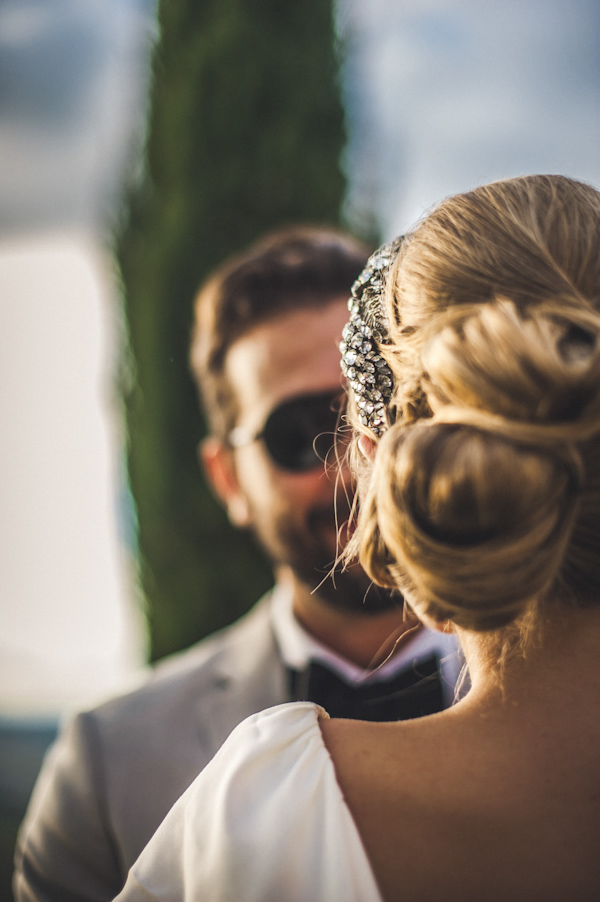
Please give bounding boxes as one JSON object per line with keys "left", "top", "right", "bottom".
{"left": 364, "top": 419, "right": 581, "bottom": 631}
{"left": 352, "top": 176, "right": 600, "bottom": 639}
{"left": 420, "top": 299, "right": 600, "bottom": 443}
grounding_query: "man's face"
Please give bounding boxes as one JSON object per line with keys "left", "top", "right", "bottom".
{"left": 220, "top": 297, "right": 396, "bottom": 613}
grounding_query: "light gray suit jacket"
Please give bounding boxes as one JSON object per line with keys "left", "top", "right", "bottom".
{"left": 14, "top": 595, "right": 286, "bottom": 902}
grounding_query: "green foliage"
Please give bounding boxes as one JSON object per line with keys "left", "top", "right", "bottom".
{"left": 115, "top": 0, "right": 349, "bottom": 661}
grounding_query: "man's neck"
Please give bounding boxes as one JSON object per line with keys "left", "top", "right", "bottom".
{"left": 276, "top": 567, "right": 420, "bottom": 669}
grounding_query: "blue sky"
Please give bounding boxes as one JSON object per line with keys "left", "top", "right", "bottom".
{"left": 1, "top": 0, "right": 598, "bottom": 239}
{"left": 338, "top": 0, "right": 600, "bottom": 237}
{"left": 0, "top": 0, "right": 156, "bottom": 235}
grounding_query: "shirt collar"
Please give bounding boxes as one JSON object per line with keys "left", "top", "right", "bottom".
{"left": 269, "top": 581, "right": 462, "bottom": 698}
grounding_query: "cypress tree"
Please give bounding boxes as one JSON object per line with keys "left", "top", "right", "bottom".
{"left": 116, "top": 0, "right": 349, "bottom": 661}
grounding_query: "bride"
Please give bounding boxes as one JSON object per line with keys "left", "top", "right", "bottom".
{"left": 116, "top": 174, "right": 600, "bottom": 901}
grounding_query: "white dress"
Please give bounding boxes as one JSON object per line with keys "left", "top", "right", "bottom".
{"left": 114, "top": 702, "right": 382, "bottom": 902}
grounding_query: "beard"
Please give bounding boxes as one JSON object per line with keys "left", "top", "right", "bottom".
{"left": 249, "top": 497, "right": 401, "bottom": 615}
{"left": 305, "top": 556, "right": 402, "bottom": 615}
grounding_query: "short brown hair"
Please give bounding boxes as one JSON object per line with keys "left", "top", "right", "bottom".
{"left": 190, "top": 225, "right": 370, "bottom": 436}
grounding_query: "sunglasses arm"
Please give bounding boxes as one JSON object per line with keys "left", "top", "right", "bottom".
{"left": 227, "top": 425, "right": 261, "bottom": 450}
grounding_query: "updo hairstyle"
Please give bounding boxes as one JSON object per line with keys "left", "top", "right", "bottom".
{"left": 352, "top": 175, "right": 600, "bottom": 639}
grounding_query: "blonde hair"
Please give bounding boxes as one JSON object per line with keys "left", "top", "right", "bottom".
{"left": 349, "top": 175, "right": 600, "bottom": 647}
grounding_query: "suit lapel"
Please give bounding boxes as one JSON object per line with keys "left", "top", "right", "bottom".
{"left": 196, "top": 593, "right": 288, "bottom": 754}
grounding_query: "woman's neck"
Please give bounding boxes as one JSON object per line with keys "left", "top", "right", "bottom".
{"left": 456, "top": 604, "right": 600, "bottom": 714}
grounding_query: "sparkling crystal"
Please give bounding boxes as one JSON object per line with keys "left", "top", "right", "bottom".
{"left": 369, "top": 252, "right": 387, "bottom": 269}
{"left": 339, "top": 237, "right": 404, "bottom": 435}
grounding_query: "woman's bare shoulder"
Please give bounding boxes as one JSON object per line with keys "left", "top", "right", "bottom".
{"left": 320, "top": 708, "right": 453, "bottom": 783}
{"left": 320, "top": 704, "right": 600, "bottom": 902}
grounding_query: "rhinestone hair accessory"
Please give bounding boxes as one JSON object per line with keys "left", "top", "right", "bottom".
{"left": 340, "top": 237, "right": 402, "bottom": 436}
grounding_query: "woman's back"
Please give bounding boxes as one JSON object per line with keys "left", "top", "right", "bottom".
{"left": 322, "top": 609, "right": 600, "bottom": 902}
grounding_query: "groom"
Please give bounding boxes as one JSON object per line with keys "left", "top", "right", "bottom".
{"left": 14, "top": 226, "right": 459, "bottom": 901}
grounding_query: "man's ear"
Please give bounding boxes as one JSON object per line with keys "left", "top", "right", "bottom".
{"left": 199, "top": 437, "right": 251, "bottom": 528}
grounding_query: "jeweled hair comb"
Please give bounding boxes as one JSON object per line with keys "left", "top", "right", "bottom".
{"left": 340, "top": 237, "right": 402, "bottom": 436}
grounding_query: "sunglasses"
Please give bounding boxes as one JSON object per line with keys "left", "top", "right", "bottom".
{"left": 228, "top": 390, "right": 344, "bottom": 472}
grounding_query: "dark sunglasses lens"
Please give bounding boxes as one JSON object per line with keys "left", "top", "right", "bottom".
{"left": 262, "top": 395, "right": 341, "bottom": 471}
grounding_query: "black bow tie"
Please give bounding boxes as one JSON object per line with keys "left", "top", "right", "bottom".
{"left": 288, "top": 654, "right": 444, "bottom": 722}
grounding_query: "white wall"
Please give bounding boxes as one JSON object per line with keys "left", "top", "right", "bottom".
{"left": 0, "top": 236, "right": 147, "bottom": 714}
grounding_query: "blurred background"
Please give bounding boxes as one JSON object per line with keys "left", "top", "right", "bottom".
{"left": 1, "top": 0, "right": 599, "bottom": 894}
